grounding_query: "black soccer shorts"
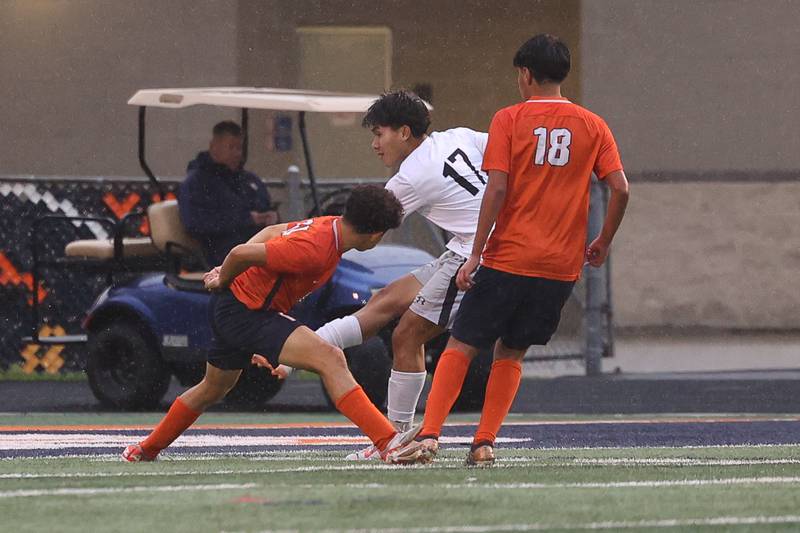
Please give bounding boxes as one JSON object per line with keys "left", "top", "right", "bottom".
{"left": 451, "top": 266, "right": 575, "bottom": 351}
{"left": 206, "top": 290, "right": 303, "bottom": 370}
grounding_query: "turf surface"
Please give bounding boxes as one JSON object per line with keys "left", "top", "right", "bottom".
{"left": 2, "top": 413, "right": 800, "bottom": 532}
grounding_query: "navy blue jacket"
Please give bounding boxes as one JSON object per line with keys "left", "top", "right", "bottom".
{"left": 179, "top": 151, "right": 272, "bottom": 266}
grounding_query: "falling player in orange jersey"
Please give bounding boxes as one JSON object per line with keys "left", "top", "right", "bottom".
{"left": 397, "top": 33, "right": 630, "bottom": 466}
{"left": 122, "top": 185, "right": 424, "bottom": 464}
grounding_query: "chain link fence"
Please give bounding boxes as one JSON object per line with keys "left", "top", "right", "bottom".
{"left": 1, "top": 174, "right": 611, "bottom": 374}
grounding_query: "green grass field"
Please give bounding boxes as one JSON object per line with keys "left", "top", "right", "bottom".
{"left": 2, "top": 413, "right": 800, "bottom": 532}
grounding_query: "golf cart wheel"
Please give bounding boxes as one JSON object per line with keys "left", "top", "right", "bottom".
{"left": 87, "top": 321, "right": 171, "bottom": 410}
{"left": 224, "top": 366, "right": 285, "bottom": 409}
{"left": 321, "top": 336, "right": 392, "bottom": 410}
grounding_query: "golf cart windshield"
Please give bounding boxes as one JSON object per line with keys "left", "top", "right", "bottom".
{"left": 128, "top": 87, "right": 431, "bottom": 214}
{"left": 128, "top": 87, "right": 383, "bottom": 113}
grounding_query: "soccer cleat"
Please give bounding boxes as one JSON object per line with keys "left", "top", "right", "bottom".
{"left": 345, "top": 420, "right": 413, "bottom": 461}
{"left": 465, "top": 444, "right": 495, "bottom": 467}
{"left": 388, "top": 435, "right": 439, "bottom": 465}
{"left": 344, "top": 444, "right": 381, "bottom": 461}
{"left": 121, "top": 444, "right": 157, "bottom": 462}
{"left": 380, "top": 424, "right": 424, "bottom": 464}
{"left": 417, "top": 437, "right": 440, "bottom": 464}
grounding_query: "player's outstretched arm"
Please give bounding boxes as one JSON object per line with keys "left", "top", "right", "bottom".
{"left": 456, "top": 170, "right": 508, "bottom": 290}
{"left": 208, "top": 243, "right": 268, "bottom": 289}
{"left": 587, "top": 170, "right": 629, "bottom": 267}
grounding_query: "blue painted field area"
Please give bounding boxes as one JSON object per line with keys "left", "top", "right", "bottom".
{"left": 2, "top": 416, "right": 799, "bottom": 459}
{"left": 3, "top": 414, "right": 800, "bottom": 531}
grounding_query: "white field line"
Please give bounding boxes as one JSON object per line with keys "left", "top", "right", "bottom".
{"left": 313, "top": 476, "right": 800, "bottom": 490}
{"left": 499, "top": 416, "right": 800, "bottom": 426}
{"left": 7, "top": 442, "right": 800, "bottom": 458}
{"left": 570, "top": 457, "right": 800, "bottom": 466}
{"left": 0, "top": 434, "right": 527, "bottom": 451}
{"left": 532, "top": 443, "right": 800, "bottom": 451}
{"left": 5, "top": 450, "right": 800, "bottom": 466}
{"left": 251, "top": 514, "right": 800, "bottom": 532}
{"left": 0, "top": 463, "right": 522, "bottom": 479}
{"left": 4, "top": 443, "right": 800, "bottom": 462}
{"left": 4, "top": 455, "right": 800, "bottom": 489}
{"left": 0, "top": 449, "right": 486, "bottom": 462}
{"left": 0, "top": 482, "right": 257, "bottom": 499}
{"left": 4, "top": 457, "right": 800, "bottom": 479}
{"left": 4, "top": 415, "right": 797, "bottom": 427}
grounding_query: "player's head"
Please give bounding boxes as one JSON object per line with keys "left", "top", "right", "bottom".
{"left": 362, "top": 90, "right": 431, "bottom": 168}
{"left": 513, "top": 34, "right": 570, "bottom": 95}
{"left": 209, "top": 120, "right": 243, "bottom": 172}
{"left": 341, "top": 185, "right": 404, "bottom": 251}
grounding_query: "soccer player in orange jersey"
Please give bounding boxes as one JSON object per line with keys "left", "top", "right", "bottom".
{"left": 122, "top": 185, "right": 425, "bottom": 464}
{"left": 397, "top": 33, "right": 630, "bottom": 466}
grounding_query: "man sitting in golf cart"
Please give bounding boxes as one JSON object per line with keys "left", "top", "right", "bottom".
{"left": 179, "top": 120, "right": 279, "bottom": 266}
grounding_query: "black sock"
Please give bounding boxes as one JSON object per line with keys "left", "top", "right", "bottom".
{"left": 470, "top": 440, "right": 493, "bottom": 452}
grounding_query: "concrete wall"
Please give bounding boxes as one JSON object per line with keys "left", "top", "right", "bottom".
{"left": 0, "top": 1, "right": 241, "bottom": 178}
{"left": 581, "top": 0, "right": 800, "bottom": 329}
{"left": 1, "top": 0, "right": 581, "bottom": 184}
{"left": 235, "top": 0, "right": 581, "bottom": 179}
{"left": 612, "top": 181, "right": 800, "bottom": 329}
{"left": 580, "top": 0, "right": 800, "bottom": 173}
{"left": 2, "top": 0, "right": 798, "bottom": 330}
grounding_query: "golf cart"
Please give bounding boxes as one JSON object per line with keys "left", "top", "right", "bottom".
{"left": 27, "top": 87, "right": 492, "bottom": 411}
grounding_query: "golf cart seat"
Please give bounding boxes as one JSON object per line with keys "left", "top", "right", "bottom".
{"left": 64, "top": 236, "right": 158, "bottom": 259}
{"left": 147, "top": 199, "right": 202, "bottom": 258}
{"left": 147, "top": 200, "right": 208, "bottom": 290}
{"left": 62, "top": 200, "right": 202, "bottom": 268}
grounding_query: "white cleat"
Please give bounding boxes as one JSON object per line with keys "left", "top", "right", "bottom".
{"left": 345, "top": 420, "right": 414, "bottom": 461}
{"left": 381, "top": 424, "right": 423, "bottom": 464}
{"left": 345, "top": 444, "right": 381, "bottom": 461}
{"left": 121, "top": 444, "right": 157, "bottom": 462}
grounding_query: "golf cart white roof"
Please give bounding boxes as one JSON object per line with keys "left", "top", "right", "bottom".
{"left": 128, "top": 87, "right": 432, "bottom": 113}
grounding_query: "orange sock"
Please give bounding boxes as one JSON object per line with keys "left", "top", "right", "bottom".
{"left": 336, "top": 386, "right": 396, "bottom": 450}
{"left": 473, "top": 359, "right": 522, "bottom": 447}
{"left": 140, "top": 397, "right": 201, "bottom": 457}
{"left": 420, "top": 348, "right": 471, "bottom": 438}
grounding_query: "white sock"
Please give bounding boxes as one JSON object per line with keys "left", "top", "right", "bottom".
{"left": 314, "top": 315, "right": 363, "bottom": 349}
{"left": 387, "top": 370, "right": 427, "bottom": 426}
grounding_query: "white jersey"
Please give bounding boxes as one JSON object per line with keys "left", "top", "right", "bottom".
{"left": 385, "top": 127, "right": 488, "bottom": 258}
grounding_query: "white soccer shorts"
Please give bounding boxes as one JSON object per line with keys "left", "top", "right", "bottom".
{"left": 409, "top": 250, "right": 467, "bottom": 330}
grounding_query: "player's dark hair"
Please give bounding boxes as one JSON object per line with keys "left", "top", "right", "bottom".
{"left": 343, "top": 185, "right": 404, "bottom": 234}
{"left": 513, "top": 34, "right": 571, "bottom": 84}
{"left": 362, "top": 90, "right": 431, "bottom": 138}
{"left": 212, "top": 120, "right": 242, "bottom": 137}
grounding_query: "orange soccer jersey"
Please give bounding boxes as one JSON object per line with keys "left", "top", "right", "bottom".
{"left": 230, "top": 216, "right": 342, "bottom": 313}
{"left": 481, "top": 96, "right": 623, "bottom": 281}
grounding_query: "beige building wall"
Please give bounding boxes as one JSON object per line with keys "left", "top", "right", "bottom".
{"left": 4, "top": 0, "right": 797, "bottom": 330}
{"left": 581, "top": 0, "right": 800, "bottom": 329}
{"left": 1, "top": 0, "right": 581, "bottom": 181}
{"left": 581, "top": 0, "right": 800, "bottom": 173}
{"left": 235, "top": 0, "right": 581, "bottom": 179}
{"left": 612, "top": 182, "right": 800, "bottom": 329}
{"left": 1, "top": 1, "right": 241, "bottom": 178}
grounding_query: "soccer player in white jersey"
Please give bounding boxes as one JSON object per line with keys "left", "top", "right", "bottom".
{"left": 311, "top": 90, "right": 487, "bottom": 460}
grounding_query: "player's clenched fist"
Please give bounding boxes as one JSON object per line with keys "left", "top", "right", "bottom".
{"left": 456, "top": 255, "right": 480, "bottom": 291}
{"left": 203, "top": 266, "right": 222, "bottom": 291}
{"left": 585, "top": 238, "right": 609, "bottom": 267}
